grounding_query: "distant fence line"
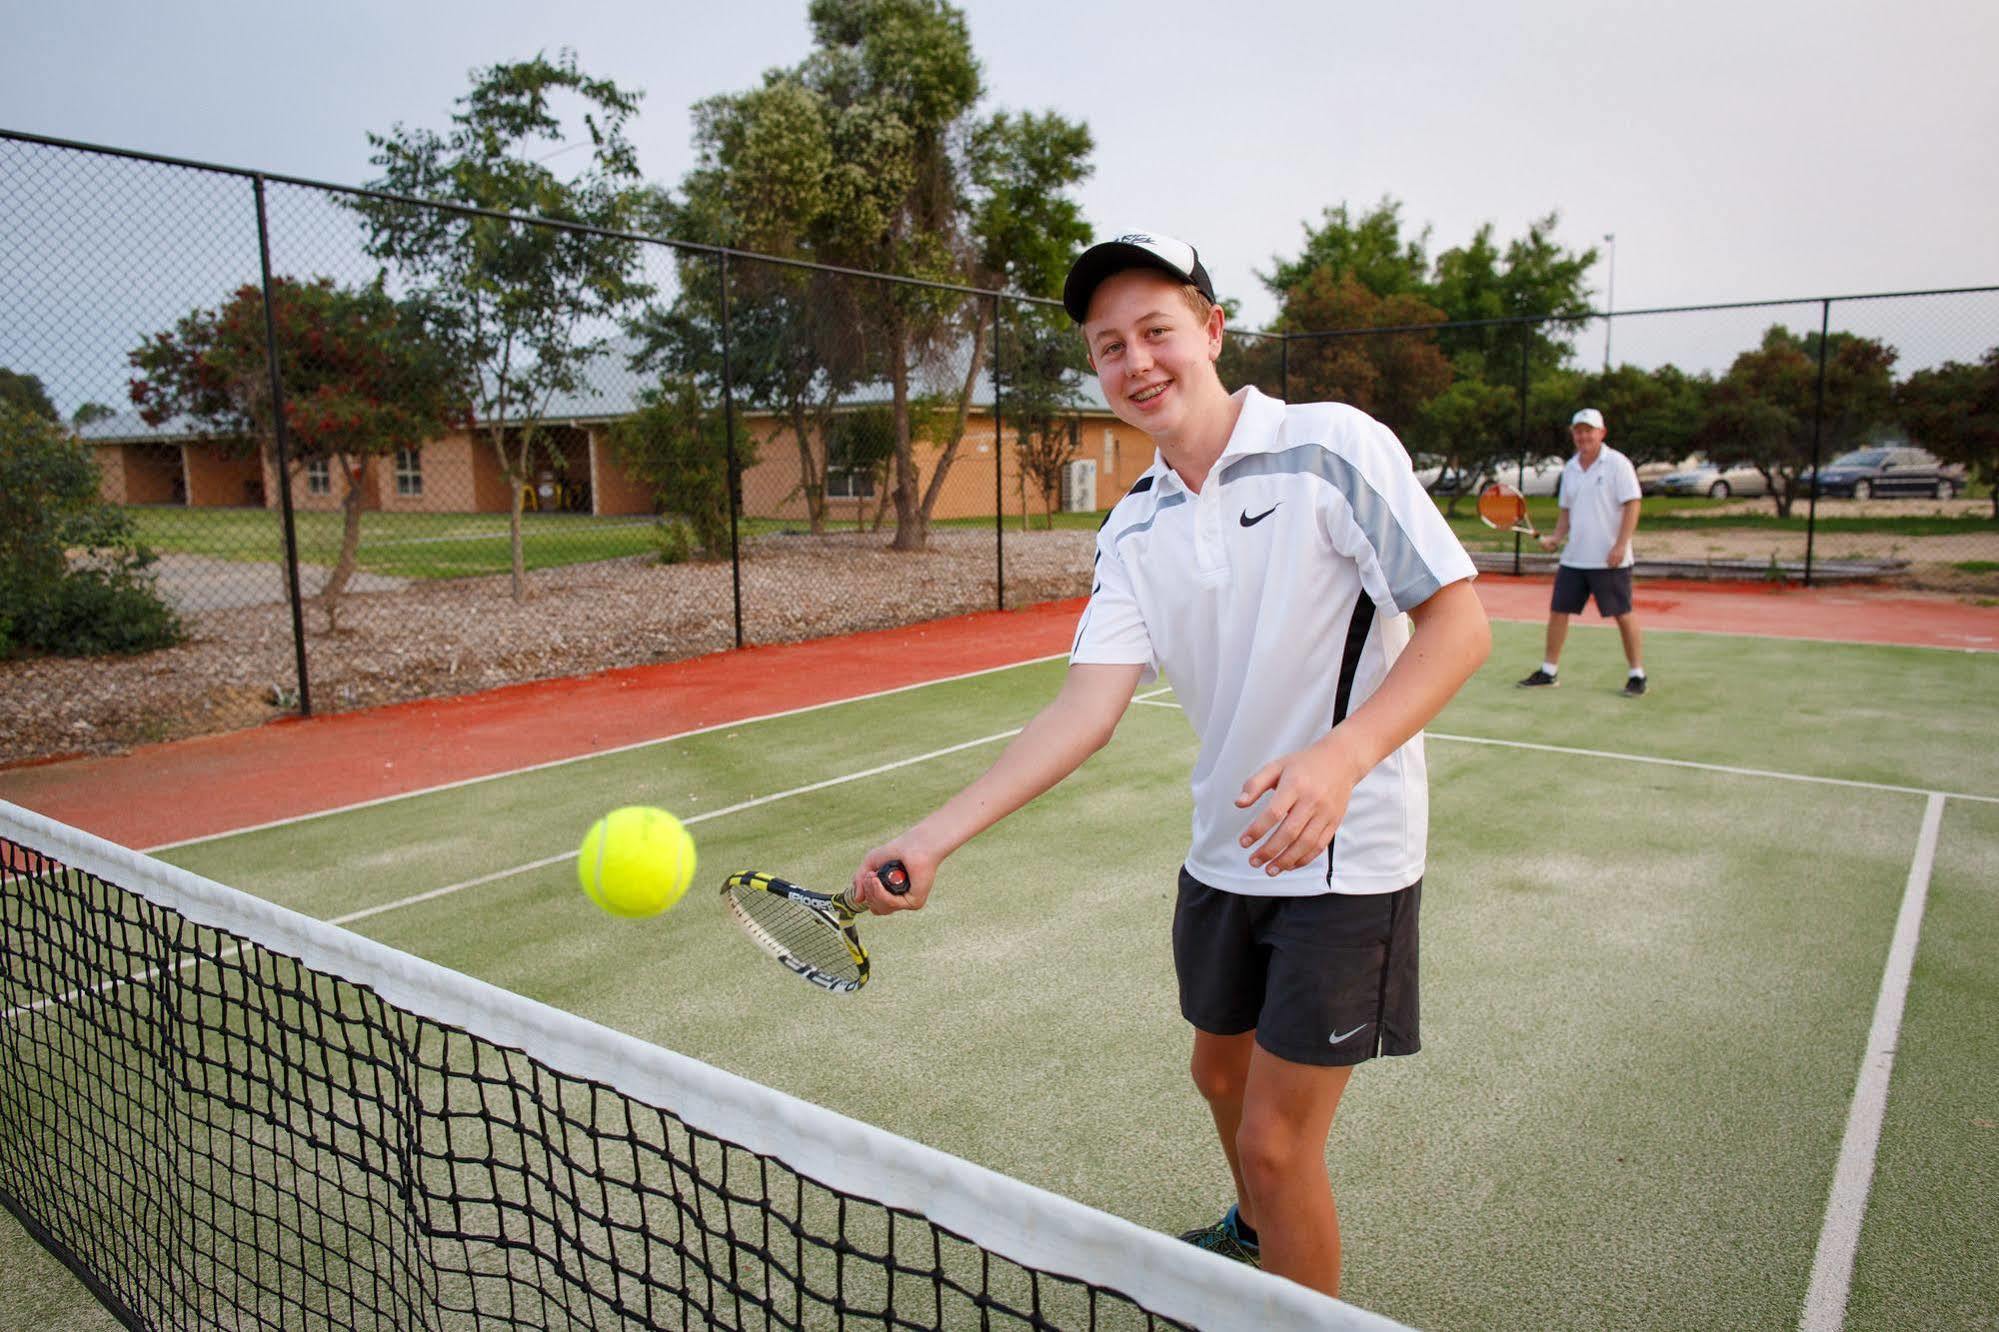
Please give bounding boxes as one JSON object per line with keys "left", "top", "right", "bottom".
{"left": 3, "top": 127, "right": 1994, "bottom": 732}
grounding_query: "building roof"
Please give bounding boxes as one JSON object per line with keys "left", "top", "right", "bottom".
{"left": 82, "top": 335, "right": 1115, "bottom": 444}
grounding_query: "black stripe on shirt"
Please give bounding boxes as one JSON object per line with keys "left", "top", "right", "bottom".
{"left": 1326, "top": 596, "right": 1376, "bottom": 884}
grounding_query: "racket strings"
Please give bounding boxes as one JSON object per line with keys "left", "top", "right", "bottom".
{"left": 727, "top": 887, "right": 863, "bottom": 983}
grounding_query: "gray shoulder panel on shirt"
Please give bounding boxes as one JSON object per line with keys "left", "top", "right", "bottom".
{"left": 1105, "top": 489, "right": 1187, "bottom": 545}
{"left": 1219, "top": 445, "right": 1443, "bottom": 610}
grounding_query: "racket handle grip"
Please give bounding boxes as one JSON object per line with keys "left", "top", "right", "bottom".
{"left": 876, "top": 860, "right": 910, "bottom": 896}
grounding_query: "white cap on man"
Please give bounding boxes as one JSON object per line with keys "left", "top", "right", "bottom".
{"left": 1571, "top": 408, "right": 1605, "bottom": 429}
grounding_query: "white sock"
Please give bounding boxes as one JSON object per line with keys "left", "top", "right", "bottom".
{"left": 1541, "top": 662, "right": 1559, "bottom": 676}
{"left": 1629, "top": 667, "right": 1646, "bottom": 679}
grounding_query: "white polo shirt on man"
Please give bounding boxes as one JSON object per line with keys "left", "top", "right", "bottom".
{"left": 1557, "top": 446, "right": 1643, "bottom": 569}
{"left": 1070, "top": 387, "right": 1476, "bottom": 897}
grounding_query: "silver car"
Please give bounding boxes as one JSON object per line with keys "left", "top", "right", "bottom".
{"left": 1650, "top": 458, "right": 1770, "bottom": 498}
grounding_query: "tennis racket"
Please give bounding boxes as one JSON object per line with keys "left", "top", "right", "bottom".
{"left": 1477, "top": 481, "right": 1540, "bottom": 537}
{"left": 721, "top": 862, "right": 909, "bottom": 993}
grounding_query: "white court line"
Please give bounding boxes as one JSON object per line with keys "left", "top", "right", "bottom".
{"left": 1129, "top": 693, "right": 1999, "bottom": 804}
{"left": 1480, "top": 616, "right": 1997, "bottom": 655}
{"left": 1426, "top": 732, "right": 1999, "bottom": 805}
{"left": 332, "top": 694, "right": 1987, "bottom": 930}
{"left": 324, "top": 692, "right": 1186, "bottom": 928}
{"left": 146, "top": 652, "right": 1070, "bottom": 853}
{"left": 324, "top": 728, "right": 1026, "bottom": 929}
{"left": 8, "top": 727, "right": 1029, "bottom": 1020}
{"left": 1798, "top": 792, "right": 1945, "bottom": 1332}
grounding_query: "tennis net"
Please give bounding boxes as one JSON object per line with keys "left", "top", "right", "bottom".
{"left": 0, "top": 802, "right": 1400, "bottom": 1331}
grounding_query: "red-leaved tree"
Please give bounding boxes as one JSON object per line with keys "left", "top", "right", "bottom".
{"left": 129, "top": 275, "right": 472, "bottom": 626}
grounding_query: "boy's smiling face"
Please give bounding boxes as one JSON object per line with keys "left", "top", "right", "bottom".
{"left": 1083, "top": 268, "right": 1226, "bottom": 438}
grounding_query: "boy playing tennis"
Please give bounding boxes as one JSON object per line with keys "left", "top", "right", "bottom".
{"left": 851, "top": 233, "right": 1490, "bottom": 1297}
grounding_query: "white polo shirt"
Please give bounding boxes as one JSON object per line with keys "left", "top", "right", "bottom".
{"left": 1071, "top": 387, "right": 1476, "bottom": 897}
{"left": 1558, "top": 446, "right": 1642, "bottom": 569}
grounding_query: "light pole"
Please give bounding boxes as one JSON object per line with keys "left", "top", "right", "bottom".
{"left": 1602, "top": 233, "right": 1616, "bottom": 372}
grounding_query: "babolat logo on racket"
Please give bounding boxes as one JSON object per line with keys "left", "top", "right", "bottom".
{"left": 722, "top": 864, "right": 909, "bottom": 993}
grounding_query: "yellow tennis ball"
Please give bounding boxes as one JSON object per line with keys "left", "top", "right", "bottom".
{"left": 577, "top": 806, "right": 696, "bottom": 918}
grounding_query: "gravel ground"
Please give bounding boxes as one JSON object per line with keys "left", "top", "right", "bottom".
{"left": 0, "top": 529, "right": 1096, "bottom": 766}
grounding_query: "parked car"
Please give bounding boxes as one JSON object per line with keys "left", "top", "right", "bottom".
{"left": 1801, "top": 447, "right": 1964, "bottom": 499}
{"left": 1416, "top": 457, "right": 1564, "bottom": 497}
{"left": 1493, "top": 457, "right": 1566, "bottom": 497}
{"left": 1650, "top": 456, "right": 1770, "bottom": 498}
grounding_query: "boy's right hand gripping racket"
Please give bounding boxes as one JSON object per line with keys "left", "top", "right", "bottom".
{"left": 721, "top": 862, "right": 909, "bottom": 993}
{"left": 1477, "top": 481, "right": 1540, "bottom": 537}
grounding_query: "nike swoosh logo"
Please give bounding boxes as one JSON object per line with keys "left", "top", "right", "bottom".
{"left": 1328, "top": 1024, "right": 1368, "bottom": 1044}
{"left": 1240, "top": 504, "right": 1279, "bottom": 528}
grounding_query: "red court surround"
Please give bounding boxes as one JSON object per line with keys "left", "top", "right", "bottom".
{"left": 3, "top": 579, "right": 1994, "bottom": 849}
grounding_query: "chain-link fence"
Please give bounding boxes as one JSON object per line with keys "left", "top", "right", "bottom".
{"left": 3, "top": 127, "right": 1995, "bottom": 760}
{"left": 1289, "top": 292, "right": 1999, "bottom": 584}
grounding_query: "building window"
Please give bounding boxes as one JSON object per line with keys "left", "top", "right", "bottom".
{"left": 395, "top": 448, "right": 423, "bottom": 497}
{"left": 305, "top": 458, "right": 330, "bottom": 495}
{"left": 825, "top": 468, "right": 875, "bottom": 500}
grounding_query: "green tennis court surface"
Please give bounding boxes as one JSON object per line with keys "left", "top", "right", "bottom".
{"left": 6, "top": 619, "right": 1994, "bottom": 1331}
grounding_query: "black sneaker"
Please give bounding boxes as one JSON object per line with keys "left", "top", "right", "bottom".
{"left": 1516, "top": 669, "right": 1559, "bottom": 688}
{"left": 1623, "top": 675, "right": 1648, "bottom": 697}
{"left": 1178, "top": 1205, "right": 1261, "bottom": 1267}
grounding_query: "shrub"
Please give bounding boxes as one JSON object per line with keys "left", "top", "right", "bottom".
{"left": 650, "top": 518, "right": 697, "bottom": 566}
{"left": 0, "top": 403, "right": 182, "bottom": 657}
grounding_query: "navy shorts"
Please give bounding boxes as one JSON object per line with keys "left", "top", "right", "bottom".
{"left": 1552, "top": 564, "right": 1634, "bottom": 617}
{"left": 1171, "top": 867, "right": 1421, "bottom": 1067}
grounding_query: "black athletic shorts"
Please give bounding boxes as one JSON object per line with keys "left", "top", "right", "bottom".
{"left": 1171, "top": 867, "right": 1421, "bottom": 1067}
{"left": 1551, "top": 563, "right": 1634, "bottom": 617}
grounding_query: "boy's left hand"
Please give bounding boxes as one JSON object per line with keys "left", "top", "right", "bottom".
{"left": 1235, "top": 737, "right": 1365, "bottom": 874}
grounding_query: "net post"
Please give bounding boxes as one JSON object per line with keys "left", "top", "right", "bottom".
{"left": 1804, "top": 298, "right": 1831, "bottom": 588}
{"left": 991, "top": 291, "right": 1005, "bottom": 611}
{"left": 252, "top": 173, "right": 312, "bottom": 717}
{"left": 720, "top": 250, "right": 744, "bottom": 648}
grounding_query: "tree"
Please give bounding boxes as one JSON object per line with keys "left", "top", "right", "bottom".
{"left": 1277, "top": 269, "right": 1453, "bottom": 437}
{"left": 71, "top": 402, "right": 117, "bottom": 429}
{"left": 0, "top": 368, "right": 59, "bottom": 422}
{"left": 1262, "top": 199, "right": 1432, "bottom": 301}
{"left": 1404, "top": 377, "right": 1519, "bottom": 515}
{"left": 1429, "top": 215, "right": 1597, "bottom": 379}
{"left": 1898, "top": 349, "right": 1999, "bottom": 520}
{"left": 668, "top": 1, "right": 1092, "bottom": 551}
{"left": 1261, "top": 202, "right": 1598, "bottom": 379}
{"left": 0, "top": 403, "right": 180, "bottom": 657}
{"left": 916, "top": 109, "right": 1093, "bottom": 539}
{"left": 607, "top": 377, "right": 746, "bottom": 558}
{"left": 1694, "top": 325, "right": 1897, "bottom": 516}
{"left": 999, "top": 303, "right": 1089, "bottom": 526}
{"left": 1568, "top": 363, "right": 1711, "bottom": 467}
{"left": 128, "top": 276, "right": 472, "bottom": 625}
{"left": 356, "top": 50, "right": 654, "bottom": 599}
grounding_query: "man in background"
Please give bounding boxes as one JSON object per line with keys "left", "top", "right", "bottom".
{"left": 1517, "top": 407, "right": 1647, "bottom": 696}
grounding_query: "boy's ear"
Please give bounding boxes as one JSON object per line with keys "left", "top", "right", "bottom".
{"left": 1206, "top": 302, "right": 1226, "bottom": 360}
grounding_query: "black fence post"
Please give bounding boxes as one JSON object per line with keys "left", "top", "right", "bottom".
{"left": 992, "top": 292, "right": 1005, "bottom": 612}
{"left": 251, "top": 174, "right": 312, "bottom": 717}
{"left": 1804, "top": 298, "right": 1831, "bottom": 588}
{"left": 719, "top": 251, "right": 744, "bottom": 648}
{"left": 1279, "top": 334, "right": 1290, "bottom": 402}
{"left": 1514, "top": 331, "right": 1531, "bottom": 577}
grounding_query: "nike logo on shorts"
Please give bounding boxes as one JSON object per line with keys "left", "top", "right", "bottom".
{"left": 1329, "top": 1023, "right": 1369, "bottom": 1045}
{"left": 1240, "top": 504, "right": 1279, "bottom": 528}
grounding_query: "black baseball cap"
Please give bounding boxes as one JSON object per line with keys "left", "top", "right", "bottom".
{"left": 1062, "top": 232, "right": 1217, "bottom": 324}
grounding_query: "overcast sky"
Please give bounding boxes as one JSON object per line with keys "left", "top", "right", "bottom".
{"left": 6, "top": 0, "right": 1996, "bottom": 379}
